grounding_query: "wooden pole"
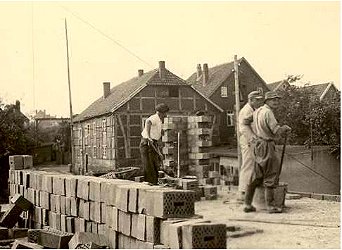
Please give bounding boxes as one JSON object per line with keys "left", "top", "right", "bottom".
{"left": 65, "top": 18, "right": 74, "bottom": 173}
{"left": 177, "top": 131, "right": 180, "bottom": 178}
{"left": 234, "top": 55, "right": 241, "bottom": 169}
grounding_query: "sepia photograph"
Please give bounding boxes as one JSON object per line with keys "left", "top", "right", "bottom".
{"left": 0, "top": 0, "right": 340, "bottom": 249}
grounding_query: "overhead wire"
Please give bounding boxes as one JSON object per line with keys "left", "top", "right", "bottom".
{"left": 59, "top": 5, "right": 153, "bottom": 68}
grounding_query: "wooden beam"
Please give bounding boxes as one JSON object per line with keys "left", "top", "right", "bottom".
{"left": 116, "top": 114, "right": 131, "bottom": 158}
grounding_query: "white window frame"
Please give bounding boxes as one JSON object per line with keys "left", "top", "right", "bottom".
{"left": 227, "top": 111, "right": 234, "bottom": 127}
{"left": 93, "top": 146, "right": 97, "bottom": 158}
{"left": 93, "top": 122, "right": 96, "bottom": 137}
{"left": 221, "top": 86, "right": 228, "bottom": 97}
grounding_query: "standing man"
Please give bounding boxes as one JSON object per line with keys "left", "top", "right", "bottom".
{"left": 238, "top": 91, "right": 264, "bottom": 201}
{"left": 243, "top": 91, "right": 291, "bottom": 213}
{"left": 140, "top": 103, "right": 169, "bottom": 185}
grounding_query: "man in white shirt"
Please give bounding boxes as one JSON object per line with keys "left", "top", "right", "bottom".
{"left": 140, "top": 103, "right": 169, "bottom": 185}
{"left": 238, "top": 91, "right": 264, "bottom": 201}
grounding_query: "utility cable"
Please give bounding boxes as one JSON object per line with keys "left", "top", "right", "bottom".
{"left": 283, "top": 151, "right": 339, "bottom": 187}
{"left": 59, "top": 5, "right": 153, "bottom": 68}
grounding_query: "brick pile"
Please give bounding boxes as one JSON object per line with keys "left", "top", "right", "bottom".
{"left": 162, "top": 116, "right": 189, "bottom": 177}
{"left": 7, "top": 167, "right": 227, "bottom": 249}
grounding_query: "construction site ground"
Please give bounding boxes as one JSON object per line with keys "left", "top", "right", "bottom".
{"left": 10, "top": 164, "right": 341, "bottom": 249}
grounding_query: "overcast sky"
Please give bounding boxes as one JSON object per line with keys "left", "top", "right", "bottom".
{"left": 0, "top": 1, "right": 339, "bottom": 118}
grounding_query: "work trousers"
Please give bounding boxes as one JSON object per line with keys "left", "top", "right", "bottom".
{"left": 139, "top": 138, "right": 160, "bottom": 185}
{"left": 238, "top": 143, "right": 254, "bottom": 192}
{"left": 245, "top": 140, "right": 281, "bottom": 207}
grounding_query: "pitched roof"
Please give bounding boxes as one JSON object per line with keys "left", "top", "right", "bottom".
{"left": 187, "top": 60, "right": 238, "bottom": 97}
{"left": 305, "top": 82, "right": 339, "bottom": 101}
{"left": 74, "top": 69, "right": 157, "bottom": 122}
{"left": 74, "top": 67, "right": 223, "bottom": 122}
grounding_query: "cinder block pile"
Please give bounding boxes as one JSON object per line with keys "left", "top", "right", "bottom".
{"left": 9, "top": 155, "right": 33, "bottom": 170}
{"left": 7, "top": 167, "right": 227, "bottom": 249}
{"left": 162, "top": 116, "right": 189, "bottom": 176}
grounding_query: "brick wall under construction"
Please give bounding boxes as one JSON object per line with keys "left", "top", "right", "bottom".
{"left": 7, "top": 166, "right": 227, "bottom": 249}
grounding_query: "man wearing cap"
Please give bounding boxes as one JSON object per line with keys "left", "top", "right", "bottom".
{"left": 237, "top": 90, "right": 264, "bottom": 201}
{"left": 140, "top": 103, "right": 169, "bottom": 185}
{"left": 243, "top": 91, "right": 291, "bottom": 213}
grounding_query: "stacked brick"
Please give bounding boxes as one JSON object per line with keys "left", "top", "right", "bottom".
{"left": 7, "top": 168, "right": 227, "bottom": 249}
{"left": 187, "top": 116, "right": 214, "bottom": 186}
{"left": 162, "top": 116, "right": 189, "bottom": 176}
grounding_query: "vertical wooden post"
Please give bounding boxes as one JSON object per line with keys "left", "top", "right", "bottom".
{"left": 234, "top": 55, "right": 241, "bottom": 169}
{"left": 177, "top": 131, "right": 180, "bottom": 178}
{"left": 65, "top": 18, "right": 74, "bottom": 173}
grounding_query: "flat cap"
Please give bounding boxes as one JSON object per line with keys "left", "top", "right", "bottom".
{"left": 265, "top": 91, "right": 281, "bottom": 100}
{"left": 248, "top": 91, "right": 263, "bottom": 99}
{"left": 155, "top": 103, "right": 169, "bottom": 113}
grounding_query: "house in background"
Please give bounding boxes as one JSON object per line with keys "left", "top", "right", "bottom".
{"left": 73, "top": 61, "right": 223, "bottom": 174}
{"left": 305, "top": 82, "right": 339, "bottom": 101}
{"left": 267, "top": 80, "right": 291, "bottom": 92}
{"left": 187, "top": 57, "right": 270, "bottom": 145}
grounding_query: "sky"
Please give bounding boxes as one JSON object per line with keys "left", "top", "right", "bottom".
{"left": 0, "top": 1, "right": 340, "bottom": 118}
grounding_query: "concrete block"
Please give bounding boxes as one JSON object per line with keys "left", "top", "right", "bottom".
{"left": 22, "top": 171, "right": 30, "bottom": 188}
{"left": 23, "top": 155, "right": 33, "bottom": 168}
{"left": 145, "top": 215, "right": 161, "bottom": 243}
{"left": 11, "top": 239, "right": 43, "bottom": 249}
{"left": 74, "top": 218, "right": 86, "bottom": 233}
{"left": 28, "top": 229, "right": 41, "bottom": 243}
{"left": 42, "top": 209, "right": 49, "bottom": 226}
{"left": 33, "top": 206, "right": 42, "bottom": 224}
{"left": 53, "top": 175, "right": 66, "bottom": 195}
{"left": 142, "top": 188, "right": 196, "bottom": 218}
{"left": 42, "top": 174, "right": 53, "bottom": 193}
{"left": 83, "top": 201, "right": 90, "bottom": 220}
{"left": 68, "top": 232, "right": 109, "bottom": 249}
{"left": 100, "top": 202, "right": 106, "bottom": 223}
{"left": 60, "top": 195, "right": 66, "bottom": 214}
{"left": 9, "top": 155, "right": 24, "bottom": 170}
{"left": 28, "top": 172, "right": 37, "bottom": 189}
{"left": 86, "top": 221, "right": 92, "bottom": 232}
{"left": 89, "top": 178, "right": 102, "bottom": 202}
{"left": 66, "top": 216, "right": 75, "bottom": 233}
{"left": 61, "top": 214, "right": 67, "bottom": 232}
{"left": 0, "top": 227, "right": 9, "bottom": 240}
{"left": 38, "top": 228, "right": 74, "bottom": 249}
{"left": 0, "top": 204, "right": 23, "bottom": 228}
{"left": 160, "top": 219, "right": 187, "bottom": 246}
{"left": 118, "top": 210, "right": 131, "bottom": 236}
{"left": 26, "top": 188, "right": 35, "bottom": 205}
{"left": 11, "top": 194, "right": 32, "bottom": 211}
{"left": 35, "top": 190, "right": 40, "bottom": 207}
{"left": 90, "top": 201, "right": 101, "bottom": 223}
{"left": 106, "top": 227, "right": 118, "bottom": 249}
{"left": 97, "top": 224, "right": 106, "bottom": 235}
{"left": 182, "top": 223, "right": 227, "bottom": 249}
{"left": 51, "top": 194, "right": 61, "bottom": 213}
{"left": 203, "top": 185, "right": 218, "bottom": 199}
{"left": 131, "top": 213, "right": 146, "bottom": 241}
{"left": 77, "top": 177, "right": 91, "bottom": 200}
{"left": 115, "top": 185, "right": 130, "bottom": 212}
{"left": 65, "top": 176, "right": 78, "bottom": 197}
{"left": 69, "top": 196, "right": 78, "bottom": 217}
{"left": 91, "top": 222, "right": 98, "bottom": 234}
{"left": 102, "top": 186, "right": 132, "bottom": 206}
{"left": 50, "top": 212, "right": 61, "bottom": 230}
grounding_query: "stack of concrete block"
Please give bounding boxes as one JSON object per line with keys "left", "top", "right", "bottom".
{"left": 162, "top": 116, "right": 189, "bottom": 176}
{"left": 9, "top": 155, "right": 33, "bottom": 170}
{"left": 8, "top": 166, "right": 226, "bottom": 249}
{"left": 187, "top": 116, "right": 213, "bottom": 185}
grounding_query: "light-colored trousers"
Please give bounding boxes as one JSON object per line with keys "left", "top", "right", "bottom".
{"left": 238, "top": 143, "right": 254, "bottom": 192}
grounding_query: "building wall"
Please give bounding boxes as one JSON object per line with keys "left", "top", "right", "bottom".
{"left": 74, "top": 84, "right": 221, "bottom": 173}
{"left": 209, "top": 60, "right": 269, "bottom": 144}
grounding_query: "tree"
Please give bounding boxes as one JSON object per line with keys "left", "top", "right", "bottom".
{"left": 275, "top": 83, "right": 340, "bottom": 158}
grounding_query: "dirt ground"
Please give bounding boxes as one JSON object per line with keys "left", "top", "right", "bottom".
{"left": 196, "top": 188, "right": 340, "bottom": 249}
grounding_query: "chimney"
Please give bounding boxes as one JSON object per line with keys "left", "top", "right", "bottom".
{"left": 15, "top": 100, "right": 20, "bottom": 112}
{"left": 159, "top": 61, "right": 166, "bottom": 79}
{"left": 138, "top": 69, "right": 144, "bottom": 77}
{"left": 202, "top": 63, "right": 209, "bottom": 86}
{"left": 196, "top": 64, "right": 202, "bottom": 79}
{"left": 103, "top": 82, "right": 111, "bottom": 98}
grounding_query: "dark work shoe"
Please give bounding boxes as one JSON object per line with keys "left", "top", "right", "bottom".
{"left": 267, "top": 206, "right": 282, "bottom": 213}
{"left": 243, "top": 205, "right": 256, "bottom": 213}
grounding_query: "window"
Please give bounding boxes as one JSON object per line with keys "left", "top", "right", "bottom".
{"left": 221, "top": 86, "right": 228, "bottom": 97}
{"left": 93, "top": 146, "right": 97, "bottom": 158}
{"left": 93, "top": 122, "right": 96, "bottom": 137}
{"left": 102, "top": 145, "right": 107, "bottom": 159}
{"left": 227, "top": 111, "right": 234, "bottom": 127}
{"left": 169, "top": 86, "right": 179, "bottom": 97}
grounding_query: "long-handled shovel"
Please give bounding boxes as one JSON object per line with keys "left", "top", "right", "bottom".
{"left": 279, "top": 134, "right": 288, "bottom": 175}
